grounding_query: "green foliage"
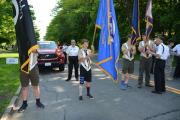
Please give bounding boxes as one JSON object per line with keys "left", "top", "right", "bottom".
{"left": 45, "top": 0, "right": 180, "bottom": 49}
{"left": 0, "top": 53, "right": 19, "bottom": 58}
{"left": 0, "top": 1, "right": 40, "bottom": 45}
{"left": 1, "top": 0, "right": 179, "bottom": 48}
{"left": 0, "top": 58, "right": 20, "bottom": 117}
{"left": 0, "top": 0, "right": 15, "bottom": 44}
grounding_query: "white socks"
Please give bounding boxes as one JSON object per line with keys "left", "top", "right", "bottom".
{"left": 79, "top": 84, "right": 83, "bottom": 96}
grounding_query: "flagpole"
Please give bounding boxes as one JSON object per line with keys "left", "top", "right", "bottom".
{"left": 91, "top": 26, "right": 97, "bottom": 52}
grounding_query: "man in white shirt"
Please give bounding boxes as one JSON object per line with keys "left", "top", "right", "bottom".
{"left": 172, "top": 44, "right": 180, "bottom": 78}
{"left": 149, "top": 36, "right": 170, "bottom": 94}
{"left": 66, "top": 40, "right": 79, "bottom": 81}
{"left": 138, "top": 35, "right": 155, "bottom": 88}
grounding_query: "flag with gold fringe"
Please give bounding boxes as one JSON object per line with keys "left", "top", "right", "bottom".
{"left": 95, "top": 0, "right": 120, "bottom": 82}
{"left": 131, "top": 0, "right": 140, "bottom": 45}
{"left": 145, "top": 0, "right": 153, "bottom": 38}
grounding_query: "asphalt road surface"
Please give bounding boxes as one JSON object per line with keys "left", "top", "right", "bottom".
{"left": 9, "top": 61, "right": 180, "bottom": 120}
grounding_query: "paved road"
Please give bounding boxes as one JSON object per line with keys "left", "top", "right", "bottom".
{"left": 9, "top": 61, "right": 180, "bottom": 120}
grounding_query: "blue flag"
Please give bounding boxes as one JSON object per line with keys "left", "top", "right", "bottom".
{"left": 96, "top": 0, "right": 120, "bottom": 81}
{"left": 131, "top": 0, "right": 140, "bottom": 45}
{"left": 145, "top": 0, "right": 153, "bottom": 38}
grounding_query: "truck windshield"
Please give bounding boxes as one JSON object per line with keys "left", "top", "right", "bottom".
{"left": 38, "top": 42, "right": 57, "bottom": 50}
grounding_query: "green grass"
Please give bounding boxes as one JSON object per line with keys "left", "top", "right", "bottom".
{"left": 0, "top": 53, "right": 19, "bottom": 58}
{"left": 0, "top": 55, "right": 20, "bottom": 117}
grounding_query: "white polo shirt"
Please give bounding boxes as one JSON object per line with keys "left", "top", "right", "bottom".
{"left": 172, "top": 44, "right": 180, "bottom": 56}
{"left": 62, "top": 45, "right": 68, "bottom": 52}
{"left": 156, "top": 43, "right": 170, "bottom": 60}
{"left": 66, "top": 45, "right": 79, "bottom": 56}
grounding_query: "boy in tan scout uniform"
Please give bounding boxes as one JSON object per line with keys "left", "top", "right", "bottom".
{"left": 78, "top": 39, "right": 94, "bottom": 100}
{"left": 120, "top": 35, "right": 136, "bottom": 90}
{"left": 18, "top": 48, "right": 44, "bottom": 112}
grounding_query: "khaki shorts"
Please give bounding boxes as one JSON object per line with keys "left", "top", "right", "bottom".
{"left": 122, "top": 58, "right": 134, "bottom": 74}
{"left": 20, "top": 65, "right": 39, "bottom": 87}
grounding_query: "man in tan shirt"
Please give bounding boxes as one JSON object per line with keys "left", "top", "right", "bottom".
{"left": 138, "top": 35, "right": 155, "bottom": 88}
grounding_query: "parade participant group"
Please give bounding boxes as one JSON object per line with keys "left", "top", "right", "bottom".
{"left": 17, "top": 36, "right": 180, "bottom": 112}
{"left": 11, "top": 0, "right": 180, "bottom": 114}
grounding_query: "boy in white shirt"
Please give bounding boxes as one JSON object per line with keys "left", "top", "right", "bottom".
{"left": 78, "top": 39, "right": 94, "bottom": 100}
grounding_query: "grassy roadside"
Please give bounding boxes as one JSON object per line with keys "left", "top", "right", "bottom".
{"left": 0, "top": 53, "right": 20, "bottom": 117}
{"left": 0, "top": 53, "right": 19, "bottom": 58}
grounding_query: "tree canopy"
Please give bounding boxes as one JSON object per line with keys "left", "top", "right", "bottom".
{"left": 0, "top": 0, "right": 15, "bottom": 44}
{"left": 45, "top": 0, "right": 180, "bottom": 47}
{"left": 0, "top": 0, "right": 179, "bottom": 47}
{"left": 0, "top": 0, "right": 40, "bottom": 45}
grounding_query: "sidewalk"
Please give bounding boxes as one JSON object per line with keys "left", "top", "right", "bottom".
{"left": 8, "top": 63, "right": 180, "bottom": 120}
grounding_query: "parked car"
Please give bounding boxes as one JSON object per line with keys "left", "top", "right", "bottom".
{"left": 37, "top": 41, "right": 65, "bottom": 71}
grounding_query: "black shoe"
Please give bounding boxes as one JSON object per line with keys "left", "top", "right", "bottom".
{"left": 161, "top": 90, "right": 166, "bottom": 93}
{"left": 145, "top": 84, "right": 153, "bottom": 87}
{"left": 65, "top": 79, "right": 70, "bottom": 81}
{"left": 127, "top": 84, "right": 132, "bottom": 88}
{"left": 152, "top": 91, "right": 162, "bottom": 94}
{"left": 79, "top": 96, "right": 83, "bottom": 101}
{"left": 18, "top": 104, "right": 28, "bottom": 112}
{"left": 36, "top": 102, "right": 45, "bottom": 109}
{"left": 87, "top": 94, "right": 94, "bottom": 99}
{"left": 138, "top": 85, "right": 142, "bottom": 88}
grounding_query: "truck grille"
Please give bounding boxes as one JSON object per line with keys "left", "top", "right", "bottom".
{"left": 39, "top": 54, "right": 57, "bottom": 59}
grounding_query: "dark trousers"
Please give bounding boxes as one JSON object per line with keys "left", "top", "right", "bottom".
{"left": 63, "top": 52, "right": 67, "bottom": 64}
{"left": 150, "top": 56, "right": 156, "bottom": 74}
{"left": 68, "top": 56, "right": 79, "bottom": 80}
{"left": 138, "top": 56, "right": 152, "bottom": 85}
{"left": 154, "top": 59, "right": 166, "bottom": 92}
{"left": 174, "top": 56, "right": 180, "bottom": 78}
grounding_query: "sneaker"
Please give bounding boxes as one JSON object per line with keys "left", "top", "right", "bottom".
{"left": 126, "top": 84, "right": 132, "bottom": 88}
{"left": 36, "top": 102, "right": 45, "bottom": 109}
{"left": 120, "top": 81, "right": 126, "bottom": 90}
{"left": 145, "top": 84, "right": 153, "bottom": 87}
{"left": 87, "top": 94, "right": 94, "bottom": 99}
{"left": 79, "top": 96, "right": 83, "bottom": 101}
{"left": 18, "top": 104, "right": 28, "bottom": 112}
{"left": 65, "top": 79, "right": 70, "bottom": 81}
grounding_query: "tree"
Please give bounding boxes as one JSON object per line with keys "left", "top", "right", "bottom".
{"left": 45, "top": 0, "right": 180, "bottom": 48}
{"left": 0, "top": 0, "right": 16, "bottom": 45}
{"left": 0, "top": 1, "right": 40, "bottom": 46}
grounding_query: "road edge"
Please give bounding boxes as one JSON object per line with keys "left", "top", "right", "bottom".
{"left": 0, "top": 86, "right": 21, "bottom": 120}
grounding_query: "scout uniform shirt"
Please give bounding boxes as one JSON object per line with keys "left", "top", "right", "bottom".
{"left": 121, "top": 42, "right": 136, "bottom": 61}
{"left": 29, "top": 52, "right": 38, "bottom": 71}
{"left": 78, "top": 48, "right": 92, "bottom": 71}
{"left": 139, "top": 40, "right": 155, "bottom": 58}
